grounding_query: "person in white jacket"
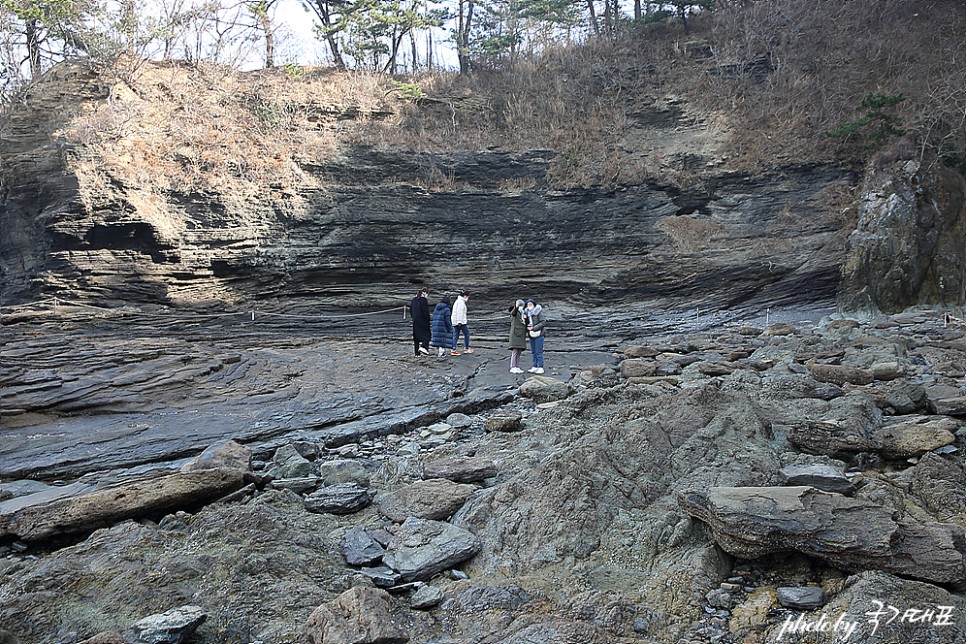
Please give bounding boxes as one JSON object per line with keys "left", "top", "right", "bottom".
{"left": 451, "top": 290, "right": 473, "bottom": 354}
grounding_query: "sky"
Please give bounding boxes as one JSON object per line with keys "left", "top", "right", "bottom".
{"left": 265, "top": 0, "right": 460, "bottom": 70}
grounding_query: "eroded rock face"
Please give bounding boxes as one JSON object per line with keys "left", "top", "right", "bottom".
{"left": 839, "top": 158, "right": 966, "bottom": 314}
{"left": 0, "top": 62, "right": 855, "bottom": 310}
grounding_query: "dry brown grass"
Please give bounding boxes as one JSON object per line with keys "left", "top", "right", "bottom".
{"left": 696, "top": 0, "right": 966, "bottom": 171}
{"left": 57, "top": 58, "right": 403, "bottom": 194}
{"left": 45, "top": 1, "right": 966, "bottom": 194}
{"left": 655, "top": 215, "right": 726, "bottom": 253}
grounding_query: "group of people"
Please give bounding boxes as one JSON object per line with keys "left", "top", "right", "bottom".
{"left": 409, "top": 289, "right": 547, "bottom": 374}
{"left": 409, "top": 289, "right": 474, "bottom": 357}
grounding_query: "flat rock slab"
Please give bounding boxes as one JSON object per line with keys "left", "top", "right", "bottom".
{"left": 126, "top": 605, "right": 207, "bottom": 644}
{"left": 807, "top": 362, "right": 874, "bottom": 386}
{"left": 304, "top": 483, "right": 375, "bottom": 515}
{"left": 788, "top": 415, "right": 957, "bottom": 459}
{"left": 876, "top": 415, "right": 958, "bottom": 458}
{"left": 679, "top": 486, "right": 966, "bottom": 584}
{"left": 377, "top": 478, "right": 476, "bottom": 522}
{"left": 383, "top": 517, "right": 482, "bottom": 582}
{"left": 778, "top": 464, "right": 855, "bottom": 496}
{"left": 0, "top": 468, "right": 247, "bottom": 541}
{"left": 423, "top": 456, "right": 498, "bottom": 484}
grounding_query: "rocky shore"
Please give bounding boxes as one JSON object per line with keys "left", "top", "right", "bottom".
{"left": 3, "top": 302, "right": 966, "bottom": 643}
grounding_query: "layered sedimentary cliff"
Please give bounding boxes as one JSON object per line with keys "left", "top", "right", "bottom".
{"left": 1, "top": 60, "right": 857, "bottom": 312}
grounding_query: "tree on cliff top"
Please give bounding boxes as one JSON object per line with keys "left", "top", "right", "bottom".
{"left": 1, "top": 0, "right": 98, "bottom": 80}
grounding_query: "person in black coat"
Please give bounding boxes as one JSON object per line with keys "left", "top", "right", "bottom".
{"left": 410, "top": 288, "right": 431, "bottom": 356}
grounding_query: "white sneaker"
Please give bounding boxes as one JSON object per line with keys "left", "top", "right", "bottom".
{"left": 437, "top": 347, "right": 445, "bottom": 357}
{"left": 418, "top": 346, "right": 429, "bottom": 355}
{"left": 510, "top": 367, "right": 523, "bottom": 374}
{"left": 528, "top": 367, "right": 538, "bottom": 373}
{"left": 534, "top": 368, "right": 545, "bottom": 374}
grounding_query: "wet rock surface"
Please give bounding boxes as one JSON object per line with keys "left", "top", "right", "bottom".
{"left": 4, "top": 305, "right": 966, "bottom": 643}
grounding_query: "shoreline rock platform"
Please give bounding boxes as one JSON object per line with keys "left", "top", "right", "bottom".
{"left": 3, "top": 304, "right": 966, "bottom": 643}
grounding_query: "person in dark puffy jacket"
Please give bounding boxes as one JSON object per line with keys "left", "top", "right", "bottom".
{"left": 430, "top": 297, "right": 456, "bottom": 357}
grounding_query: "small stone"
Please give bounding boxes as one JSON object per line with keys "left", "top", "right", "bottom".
{"left": 870, "top": 362, "right": 904, "bottom": 381}
{"left": 359, "top": 565, "right": 401, "bottom": 588}
{"left": 268, "top": 477, "right": 319, "bottom": 494}
{"left": 423, "top": 456, "right": 497, "bottom": 483}
{"left": 270, "top": 444, "right": 313, "bottom": 479}
{"left": 180, "top": 440, "right": 252, "bottom": 473}
{"left": 484, "top": 413, "right": 523, "bottom": 433}
{"left": 126, "top": 605, "right": 207, "bottom": 644}
{"left": 304, "top": 483, "right": 375, "bottom": 515}
{"left": 777, "top": 586, "right": 825, "bottom": 610}
{"left": 318, "top": 459, "right": 371, "bottom": 486}
{"left": 632, "top": 616, "right": 650, "bottom": 634}
{"left": 383, "top": 518, "right": 481, "bottom": 582}
{"left": 519, "top": 375, "right": 571, "bottom": 403}
{"left": 428, "top": 422, "right": 453, "bottom": 435}
{"left": 341, "top": 526, "right": 386, "bottom": 567}
{"left": 446, "top": 413, "right": 474, "bottom": 428}
{"left": 764, "top": 323, "right": 796, "bottom": 336}
{"left": 809, "top": 384, "right": 845, "bottom": 401}
{"left": 706, "top": 588, "right": 733, "bottom": 609}
{"left": 410, "top": 584, "right": 444, "bottom": 610}
{"left": 377, "top": 478, "right": 475, "bottom": 522}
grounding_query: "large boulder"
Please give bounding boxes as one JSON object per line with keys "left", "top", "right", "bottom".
{"left": 377, "top": 479, "right": 476, "bottom": 522}
{"left": 519, "top": 375, "right": 571, "bottom": 403}
{"left": 679, "top": 486, "right": 966, "bottom": 584}
{"left": 301, "top": 586, "right": 408, "bottom": 644}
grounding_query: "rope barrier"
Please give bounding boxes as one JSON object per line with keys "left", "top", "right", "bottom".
{"left": 0, "top": 298, "right": 420, "bottom": 323}
{"left": 1, "top": 295, "right": 534, "bottom": 325}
